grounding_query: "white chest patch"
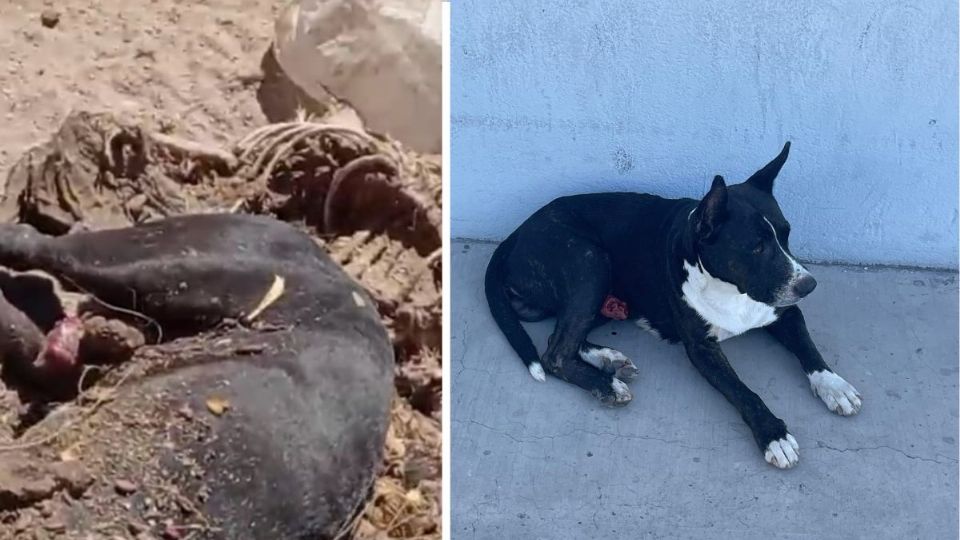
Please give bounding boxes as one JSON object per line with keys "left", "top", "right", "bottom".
{"left": 681, "top": 260, "right": 778, "bottom": 341}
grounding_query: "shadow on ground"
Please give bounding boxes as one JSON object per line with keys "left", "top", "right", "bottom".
{"left": 451, "top": 240, "right": 959, "bottom": 540}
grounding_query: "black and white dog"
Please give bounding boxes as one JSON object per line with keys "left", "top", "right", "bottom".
{"left": 484, "top": 143, "right": 861, "bottom": 469}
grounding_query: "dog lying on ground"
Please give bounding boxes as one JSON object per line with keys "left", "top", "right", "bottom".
{"left": 0, "top": 213, "right": 394, "bottom": 538}
{"left": 485, "top": 143, "right": 861, "bottom": 469}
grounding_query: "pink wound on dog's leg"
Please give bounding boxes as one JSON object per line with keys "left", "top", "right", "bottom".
{"left": 601, "top": 295, "right": 628, "bottom": 320}
{"left": 33, "top": 316, "right": 83, "bottom": 373}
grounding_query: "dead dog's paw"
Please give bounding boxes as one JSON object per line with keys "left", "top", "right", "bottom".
{"left": 808, "top": 370, "right": 862, "bottom": 416}
{"left": 579, "top": 345, "right": 638, "bottom": 381}
{"left": 764, "top": 434, "right": 800, "bottom": 469}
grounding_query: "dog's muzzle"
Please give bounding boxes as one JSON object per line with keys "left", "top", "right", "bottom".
{"left": 773, "top": 268, "right": 817, "bottom": 307}
{"left": 791, "top": 273, "right": 817, "bottom": 298}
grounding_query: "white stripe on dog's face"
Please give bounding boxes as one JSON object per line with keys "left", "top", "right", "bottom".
{"left": 763, "top": 217, "right": 813, "bottom": 307}
{"left": 763, "top": 217, "right": 806, "bottom": 275}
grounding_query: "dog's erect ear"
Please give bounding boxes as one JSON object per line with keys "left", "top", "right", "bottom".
{"left": 695, "top": 175, "right": 728, "bottom": 241}
{"left": 745, "top": 141, "right": 791, "bottom": 193}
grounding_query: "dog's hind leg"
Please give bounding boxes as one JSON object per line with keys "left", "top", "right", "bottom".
{"left": 579, "top": 341, "right": 639, "bottom": 382}
{"left": 572, "top": 315, "right": 639, "bottom": 381}
{"left": 545, "top": 320, "right": 633, "bottom": 406}
{"left": 561, "top": 356, "right": 632, "bottom": 406}
{"left": 542, "top": 266, "right": 633, "bottom": 406}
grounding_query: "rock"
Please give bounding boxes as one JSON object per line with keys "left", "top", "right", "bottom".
{"left": 49, "top": 461, "right": 94, "bottom": 498}
{"left": 0, "top": 455, "right": 93, "bottom": 509}
{"left": 42, "top": 520, "right": 65, "bottom": 532}
{"left": 127, "top": 520, "right": 147, "bottom": 534}
{"left": 274, "top": 0, "right": 441, "bottom": 153}
{"left": 40, "top": 10, "right": 60, "bottom": 29}
{"left": 114, "top": 479, "right": 138, "bottom": 495}
{"left": 161, "top": 522, "right": 183, "bottom": 539}
{"left": 0, "top": 466, "right": 57, "bottom": 509}
{"left": 80, "top": 316, "right": 146, "bottom": 364}
{"left": 176, "top": 404, "right": 194, "bottom": 421}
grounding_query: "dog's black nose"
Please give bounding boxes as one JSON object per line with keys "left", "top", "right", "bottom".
{"left": 793, "top": 275, "right": 817, "bottom": 298}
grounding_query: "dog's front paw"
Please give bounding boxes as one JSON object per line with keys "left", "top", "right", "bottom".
{"left": 764, "top": 434, "right": 799, "bottom": 469}
{"left": 808, "top": 370, "right": 862, "bottom": 416}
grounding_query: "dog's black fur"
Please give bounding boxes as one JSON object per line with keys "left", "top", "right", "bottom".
{"left": 0, "top": 213, "right": 393, "bottom": 537}
{"left": 485, "top": 143, "right": 861, "bottom": 468}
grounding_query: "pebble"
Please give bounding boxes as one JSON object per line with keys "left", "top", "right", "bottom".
{"left": 114, "top": 479, "right": 138, "bottom": 495}
{"left": 176, "top": 404, "right": 194, "bottom": 421}
{"left": 42, "top": 520, "right": 65, "bottom": 532}
{"left": 40, "top": 10, "right": 60, "bottom": 29}
{"left": 161, "top": 522, "right": 183, "bottom": 539}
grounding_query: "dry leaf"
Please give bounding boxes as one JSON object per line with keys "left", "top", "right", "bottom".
{"left": 404, "top": 489, "right": 422, "bottom": 505}
{"left": 59, "top": 446, "right": 79, "bottom": 462}
{"left": 205, "top": 396, "right": 230, "bottom": 416}
{"left": 83, "top": 386, "right": 116, "bottom": 403}
{"left": 243, "top": 275, "right": 285, "bottom": 323}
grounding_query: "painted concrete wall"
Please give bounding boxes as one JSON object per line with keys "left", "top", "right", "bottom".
{"left": 451, "top": 0, "right": 959, "bottom": 268}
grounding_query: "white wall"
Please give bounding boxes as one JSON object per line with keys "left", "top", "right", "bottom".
{"left": 451, "top": 0, "right": 959, "bottom": 268}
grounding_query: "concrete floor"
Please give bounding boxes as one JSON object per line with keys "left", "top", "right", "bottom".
{"left": 451, "top": 240, "right": 959, "bottom": 540}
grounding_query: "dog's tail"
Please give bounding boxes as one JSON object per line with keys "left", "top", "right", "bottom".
{"left": 484, "top": 233, "right": 546, "bottom": 382}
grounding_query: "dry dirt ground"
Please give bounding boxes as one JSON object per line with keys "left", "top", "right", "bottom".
{"left": 0, "top": 2, "right": 441, "bottom": 539}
